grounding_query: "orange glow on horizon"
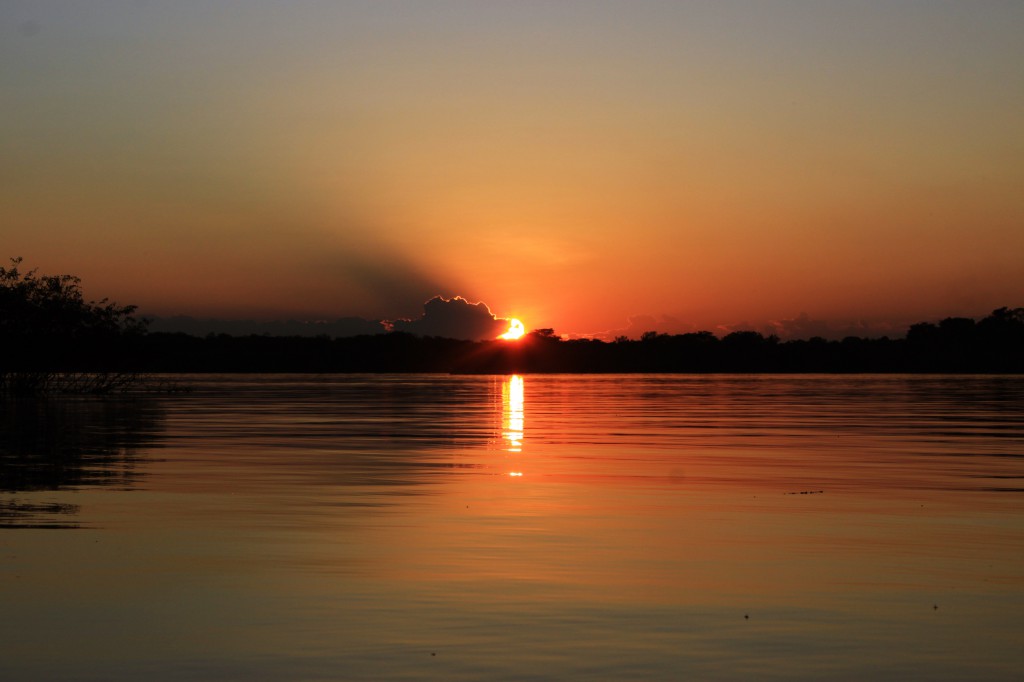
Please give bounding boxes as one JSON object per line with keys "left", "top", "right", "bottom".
{"left": 498, "top": 318, "right": 526, "bottom": 340}
{"left": 6, "top": 4, "right": 1022, "bottom": 338}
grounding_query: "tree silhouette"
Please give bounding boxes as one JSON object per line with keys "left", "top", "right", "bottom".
{"left": 1, "top": 258, "right": 148, "bottom": 394}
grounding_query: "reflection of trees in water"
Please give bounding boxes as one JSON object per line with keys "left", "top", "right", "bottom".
{"left": 211, "top": 375, "right": 503, "bottom": 451}
{"left": 370, "top": 376, "right": 503, "bottom": 451}
{"left": 0, "top": 376, "right": 522, "bottom": 525}
{"left": 0, "top": 397, "right": 164, "bottom": 528}
{"left": 177, "top": 376, "right": 508, "bottom": 502}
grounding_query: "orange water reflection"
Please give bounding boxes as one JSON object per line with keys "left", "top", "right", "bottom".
{"left": 3, "top": 375, "right": 1022, "bottom": 681}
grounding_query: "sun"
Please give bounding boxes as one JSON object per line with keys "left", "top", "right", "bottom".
{"left": 498, "top": 318, "right": 526, "bottom": 340}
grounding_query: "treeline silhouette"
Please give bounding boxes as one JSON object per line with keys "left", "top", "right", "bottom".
{"left": 3, "top": 259, "right": 1022, "bottom": 385}
{"left": 132, "top": 308, "right": 1023, "bottom": 374}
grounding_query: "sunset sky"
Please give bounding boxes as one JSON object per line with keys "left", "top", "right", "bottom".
{"left": 4, "top": 1, "right": 1023, "bottom": 338}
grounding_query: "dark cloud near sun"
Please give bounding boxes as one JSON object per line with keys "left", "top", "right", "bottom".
{"left": 317, "top": 245, "right": 452, "bottom": 320}
{"left": 390, "top": 296, "right": 509, "bottom": 341}
{"left": 147, "top": 316, "right": 384, "bottom": 338}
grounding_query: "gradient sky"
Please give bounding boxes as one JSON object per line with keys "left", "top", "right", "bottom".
{"left": 4, "top": 1, "right": 1023, "bottom": 338}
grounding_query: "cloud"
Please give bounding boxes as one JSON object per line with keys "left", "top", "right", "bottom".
{"left": 389, "top": 296, "right": 509, "bottom": 340}
{"left": 760, "top": 313, "right": 911, "bottom": 340}
{"left": 763, "top": 313, "right": 834, "bottom": 340}
{"left": 594, "top": 311, "right": 910, "bottom": 341}
{"left": 147, "top": 316, "right": 385, "bottom": 338}
{"left": 594, "top": 313, "right": 698, "bottom": 340}
{"left": 337, "top": 257, "right": 444, "bottom": 318}
{"left": 312, "top": 243, "right": 452, "bottom": 320}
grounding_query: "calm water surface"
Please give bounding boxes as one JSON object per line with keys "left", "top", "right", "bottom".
{"left": 2, "top": 374, "right": 1023, "bottom": 680}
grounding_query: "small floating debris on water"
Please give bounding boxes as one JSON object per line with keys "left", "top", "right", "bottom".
{"left": 785, "top": 490, "right": 824, "bottom": 495}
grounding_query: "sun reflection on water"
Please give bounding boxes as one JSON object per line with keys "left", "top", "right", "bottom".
{"left": 502, "top": 374, "right": 525, "bottom": 458}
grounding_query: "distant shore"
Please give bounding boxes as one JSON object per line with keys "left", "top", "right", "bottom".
{"left": 138, "top": 331, "right": 1023, "bottom": 376}
{"left": 4, "top": 299, "right": 1022, "bottom": 393}
{"left": 79, "top": 307, "right": 1024, "bottom": 375}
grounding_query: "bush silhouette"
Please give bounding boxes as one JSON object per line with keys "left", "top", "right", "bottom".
{"left": 1, "top": 258, "right": 148, "bottom": 393}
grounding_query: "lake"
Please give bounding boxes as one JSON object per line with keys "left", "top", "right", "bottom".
{"left": 2, "top": 374, "right": 1023, "bottom": 680}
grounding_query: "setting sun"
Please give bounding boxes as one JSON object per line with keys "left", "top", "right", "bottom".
{"left": 498, "top": 318, "right": 526, "bottom": 340}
